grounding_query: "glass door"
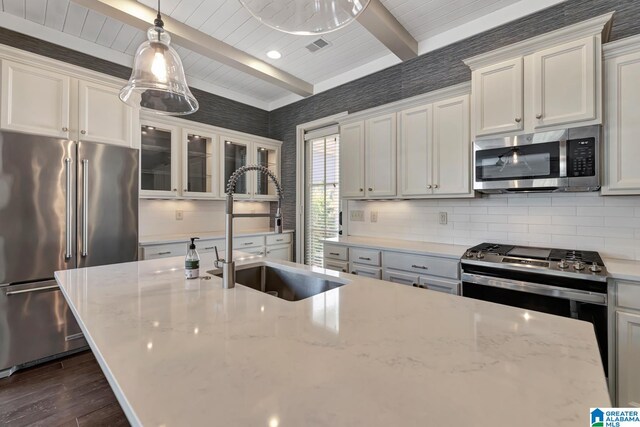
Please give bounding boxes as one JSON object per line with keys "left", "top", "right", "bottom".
{"left": 182, "top": 130, "right": 218, "bottom": 198}
{"left": 254, "top": 142, "right": 280, "bottom": 200}
{"left": 304, "top": 135, "right": 340, "bottom": 267}
{"left": 140, "top": 120, "right": 179, "bottom": 198}
{"left": 221, "top": 137, "right": 250, "bottom": 198}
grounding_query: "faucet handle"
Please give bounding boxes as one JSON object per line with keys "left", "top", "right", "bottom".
{"left": 214, "top": 246, "right": 225, "bottom": 268}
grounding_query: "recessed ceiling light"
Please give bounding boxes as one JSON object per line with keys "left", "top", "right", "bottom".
{"left": 266, "top": 50, "right": 282, "bottom": 59}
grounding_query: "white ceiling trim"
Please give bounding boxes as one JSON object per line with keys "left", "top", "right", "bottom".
{"left": 0, "top": 10, "right": 271, "bottom": 110}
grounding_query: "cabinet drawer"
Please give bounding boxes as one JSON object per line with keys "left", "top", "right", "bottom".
{"left": 234, "top": 235, "right": 265, "bottom": 249}
{"left": 324, "top": 259, "right": 349, "bottom": 273}
{"left": 199, "top": 239, "right": 224, "bottom": 253}
{"left": 383, "top": 269, "right": 419, "bottom": 287}
{"left": 325, "top": 244, "right": 348, "bottom": 261}
{"left": 617, "top": 281, "right": 640, "bottom": 311}
{"left": 142, "top": 243, "right": 184, "bottom": 259}
{"left": 419, "top": 276, "right": 460, "bottom": 295}
{"left": 383, "top": 251, "right": 459, "bottom": 279}
{"left": 242, "top": 247, "right": 265, "bottom": 256}
{"left": 266, "top": 233, "right": 291, "bottom": 245}
{"left": 350, "top": 247, "right": 381, "bottom": 267}
{"left": 349, "top": 264, "right": 382, "bottom": 279}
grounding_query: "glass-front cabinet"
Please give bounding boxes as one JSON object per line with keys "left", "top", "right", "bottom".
{"left": 182, "top": 129, "right": 219, "bottom": 199}
{"left": 253, "top": 142, "right": 280, "bottom": 199}
{"left": 140, "top": 120, "right": 179, "bottom": 198}
{"left": 222, "top": 137, "right": 250, "bottom": 198}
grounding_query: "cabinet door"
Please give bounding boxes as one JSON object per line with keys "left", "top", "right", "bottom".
{"left": 349, "top": 263, "right": 382, "bottom": 279}
{"left": 221, "top": 136, "right": 251, "bottom": 198}
{"left": 1, "top": 60, "right": 70, "bottom": 138}
{"left": 617, "top": 311, "right": 640, "bottom": 407}
{"left": 140, "top": 121, "right": 179, "bottom": 198}
{"left": 383, "top": 269, "right": 419, "bottom": 287}
{"left": 419, "top": 276, "right": 460, "bottom": 295}
{"left": 339, "top": 121, "right": 365, "bottom": 198}
{"left": 253, "top": 141, "right": 281, "bottom": 200}
{"left": 399, "top": 104, "right": 433, "bottom": 196}
{"left": 78, "top": 80, "right": 134, "bottom": 147}
{"left": 266, "top": 244, "right": 291, "bottom": 261}
{"left": 324, "top": 259, "right": 348, "bottom": 273}
{"left": 532, "top": 37, "right": 597, "bottom": 129}
{"left": 472, "top": 57, "right": 523, "bottom": 137}
{"left": 602, "top": 49, "right": 640, "bottom": 194}
{"left": 365, "top": 113, "right": 397, "bottom": 197}
{"left": 182, "top": 129, "right": 219, "bottom": 199}
{"left": 432, "top": 95, "right": 471, "bottom": 196}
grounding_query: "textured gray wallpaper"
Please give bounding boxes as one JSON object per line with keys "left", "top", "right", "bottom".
{"left": 0, "top": 27, "right": 270, "bottom": 138}
{"left": 268, "top": 0, "right": 640, "bottom": 231}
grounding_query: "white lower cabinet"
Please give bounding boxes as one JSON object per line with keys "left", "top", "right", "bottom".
{"left": 616, "top": 310, "right": 640, "bottom": 407}
{"left": 324, "top": 259, "right": 349, "bottom": 273}
{"left": 349, "top": 263, "right": 382, "bottom": 279}
{"left": 419, "top": 276, "right": 460, "bottom": 295}
{"left": 383, "top": 269, "right": 419, "bottom": 287}
{"left": 265, "top": 244, "right": 291, "bottom": 261}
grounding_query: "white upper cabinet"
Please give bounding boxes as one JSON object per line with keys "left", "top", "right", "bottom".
{"left": 532, "top": 37, "right": 597, "bottom": 129}
{"left": 0, "top": 59, "right": 138, "bottom": 147}
{"left": 253, "top": 141, "right": 281, "bottom": 200}
{"left": 140, "top": 119, "right": 180, "bottom": 198}
{"left": 182, "top": 129, "right": 219, "bottom": 199}
{"left": 1, "top": 60, "right": 70, "bottom": 138}
{"left": 78, "top": 80, "right": 136, "bottom": 147}
{"left": 399, "top": 104, "right": 433, "bottom": 196}
{"left": 365, "top": 113, "right": 396, "bottom": 197}
{"left": 339, "top": 121, "right": 365, "bottom": 198}
{"left": 602, "top": 36, "right": 640, "bottom": 195}
{"left": 432, "top": 95, "right": 471, "bottom": 196}
{"left": 221, "top": 136, "right": 252, "bottom": 199}
{"left": 472, "top": 58, "right": 523, "bottom": 137}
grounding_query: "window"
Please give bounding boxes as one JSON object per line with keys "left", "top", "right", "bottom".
{"left": 305, "top": 135, "right": 340, "bottom": 267}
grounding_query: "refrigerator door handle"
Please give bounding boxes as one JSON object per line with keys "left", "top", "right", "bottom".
{"left": 81, "top": 159, "right": 89, "bottom": 257}
{"left": 65, "top": 157, "right": 72, "bottom": 260}
{"left": 6, "top": 284, "right": 59, "bottom": 296}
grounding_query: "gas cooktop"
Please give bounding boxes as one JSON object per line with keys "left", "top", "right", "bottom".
{"left": 461, "top": 242, "right": 608, "bottom": 281}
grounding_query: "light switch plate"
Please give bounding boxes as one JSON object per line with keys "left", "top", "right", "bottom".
{"left": 176, "top": 210, "right": 184, "bottom": 220}
{"left": 370, "top": 211, "right": 378, "bottom": 223}
{"left": 439, "top": 212, "right": 448, "bottom": 225}
{"left": 350, "top": 210, "right": 364, "bottom": 222}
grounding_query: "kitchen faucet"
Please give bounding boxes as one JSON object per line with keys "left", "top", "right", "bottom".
{"left": 215, "top": 165, "right": 283, "bottom": 289}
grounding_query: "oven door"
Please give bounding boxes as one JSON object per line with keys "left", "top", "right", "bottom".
{"left": 473, "top": 139, "right": 566, "bottom": 192}
{"left": 461, "top": 272, "right": 608, "bottom": 376}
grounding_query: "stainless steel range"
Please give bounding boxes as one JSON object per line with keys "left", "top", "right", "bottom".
{"left": 460, "top": 243, "right": 608, "bottom": 376}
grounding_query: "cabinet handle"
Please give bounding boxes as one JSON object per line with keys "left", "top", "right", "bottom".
{"left": 80, "top": 130, "right": 86, "bottom": 135}
{"left": 352, "top": 271, "right": 357, "bottom": 275}
{"left": 183, "top": 188, "right": 187, "bottom": 192}
{"left": 244, "top": 242, "right": 254, "bottom": 245}
{"left": 515, "top": 117, "right": 521, "bottom": 123}
{"left": 341, "top": 269, "right": 347, "bottom": 272}
{"left": 536, "top": 114, "right": 543, "bottom": 119}
{"left": 427, "top": 185, "right": 432, "bottom": 189}
{"left": 368, "top": 187, "right": 373, "bottom": 191}
{"left": 62, "top": 127, "right": 69, "bottom": 132}
{"left": 412, "top": 264, "right": 429, "bottom": 270}
{"left": 433, "top": 184, "right": 439, "bottom": 189}
{"left": 157, "top": 251, "right": 171, "bottom": 255}
{"left": 172, "top": 188, "right": 177, "bottom": 192}
{"left": 359, "top": 188, "right": 363, "bottom": 192}
{"left": 359, "top": 257, "right": 371, "bottom": 261}
{"left": 276, "top": 238, "right": 284, "bottom": 242}
{"left": 267, "top": 251, "right": 271, "bottom": 254}
{"left": 412, "top": 283, "right": 418, "bottom": 287}
{"left": 329, "top": 252, "right": 340, "bottom": 256}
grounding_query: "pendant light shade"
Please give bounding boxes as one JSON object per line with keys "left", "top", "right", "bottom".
{"left": 238, "top": 0, "right": 370, "bottom": 35}
{"left": 119, "top": 8, "right": 198, "bottom": 115}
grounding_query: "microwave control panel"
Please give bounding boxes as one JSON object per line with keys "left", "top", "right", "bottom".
{"left": 567, "top": 137, "right": 596, "bottom": 177}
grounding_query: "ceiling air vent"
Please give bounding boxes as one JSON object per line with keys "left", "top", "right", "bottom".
{"left": 306, "top": 38, "right": 331, "bottom": 53}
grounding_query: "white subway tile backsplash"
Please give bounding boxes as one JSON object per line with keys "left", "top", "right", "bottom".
{"left": 347, "top": 193, "right": 640, "bottom": 260}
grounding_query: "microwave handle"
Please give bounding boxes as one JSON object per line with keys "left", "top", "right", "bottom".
{"left": 559, "top": 139, "right": 567, "bottom": 178}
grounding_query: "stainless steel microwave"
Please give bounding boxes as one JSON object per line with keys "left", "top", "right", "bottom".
{"left": 473, "top": 125, "right": 601, "bottom": 194}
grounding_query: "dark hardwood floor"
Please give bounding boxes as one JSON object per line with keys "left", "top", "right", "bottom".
{"left": 0, "top": 351, "right": 129, "bottom": 427}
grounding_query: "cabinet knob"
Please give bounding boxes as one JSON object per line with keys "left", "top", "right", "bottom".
{"left": 427, "top": 185, "right": 432, "bottom": 189}
{"left": 368, "top": 187, "right": 373, "bottom": 191}
{"left": 433, "top": 184, "right": 439, "bottom": 189}
{"left": 172, "top": 188, "right": 177, "bottom": 192}
{"left": 536, "top": 114, "right": 543, "bottom": 119}
{"left": 515, "top": 117, "right": 521, "bottom": 123}
{"left": 62, "top": 127, "right": 68, "bottom": 132}
{"left": 352, "top": 271, "right": 357, "bottom": 275}
{"left": 359, "top": 188, "right": 363, "bottom": 192}
{"left": 183, "top": 188, "right": 187, "bottom": 192}
{"left": 80, "top": 130, "right": 86, "bottom": 135}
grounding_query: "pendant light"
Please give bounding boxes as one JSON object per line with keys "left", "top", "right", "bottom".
{"left": 238, "top": 0, "right": 370, "bottom": 35}
{"left": 119, "top": 0, "right": 198, "bottom": 115}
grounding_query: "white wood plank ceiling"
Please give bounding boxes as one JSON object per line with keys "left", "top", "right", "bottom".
{"left": 0, "top": 0, "right": 561, "bottom": 110}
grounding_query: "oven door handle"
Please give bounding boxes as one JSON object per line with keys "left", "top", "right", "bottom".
{"left": 461, "top": 273, "right": 607, "bottom": 305}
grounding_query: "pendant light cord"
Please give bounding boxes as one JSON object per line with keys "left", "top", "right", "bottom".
{"left": 154, "top": 0, "right": 164, "bottom": 29}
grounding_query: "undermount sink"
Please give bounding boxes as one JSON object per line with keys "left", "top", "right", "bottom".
{"left": 211, "top": 264, "right": 347, "bottom": 302}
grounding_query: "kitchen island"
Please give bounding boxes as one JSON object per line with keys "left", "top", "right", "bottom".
{"left": 55, "top": 257, "right": 610, "bottom": 427}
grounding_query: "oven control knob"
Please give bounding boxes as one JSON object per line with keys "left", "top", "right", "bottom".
{"left": 465, "top": 251, "right": 474, "bottom": 258}
{"left": 558, "top": 259, "right": 569, "bottom": 269}
{"left": 573, "top": 261, "right": 586, "bottom": 271}
{"left": 589, "top": 262, "right": 602, "bottom": 273}
{"left": 476, "top": 251, "right": 485, "bottom": 259}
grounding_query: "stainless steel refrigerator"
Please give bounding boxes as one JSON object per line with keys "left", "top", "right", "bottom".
{"left": 0, "top": 131, "right": 138, "bottom": 377}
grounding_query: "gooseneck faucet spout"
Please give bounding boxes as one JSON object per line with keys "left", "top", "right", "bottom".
{"left": 216, "top": 165, "right": 284, "bottom": 289}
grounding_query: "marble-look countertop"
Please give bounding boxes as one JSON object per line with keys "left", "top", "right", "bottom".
{"left": 603, "top": 257, "right": 640, "bottom": 282}
{"left": 140, "top": 229, "right": 294, "bottom": 246}
{"left": 55, "top": 256, "right": 609, "bottom": 426}
{"left": 323, "top": 236, "right": 468, "bottom": 259}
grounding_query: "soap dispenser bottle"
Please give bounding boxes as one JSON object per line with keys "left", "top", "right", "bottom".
{"left": 185, "top": 237, "right": 200, "bottom": 279}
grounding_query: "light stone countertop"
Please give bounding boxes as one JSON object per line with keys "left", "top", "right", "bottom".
{"left": 55, "top": 256, "right": 610, "bottom": 427}
{"left": 603, "top": 257, "right": 640, "bottom": 282}
{"left": 324, "top": 235, "right": 468, "bottom": 259}
{"left": 140, "top": 229, "right": 294, "bottom": 246}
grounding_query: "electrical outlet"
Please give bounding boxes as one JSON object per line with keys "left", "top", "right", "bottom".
{"left": 350, "top": 210, "right": 365, "bottom": 222}
{"left": 370, "top": 211, "right": 378, "bottom": 223}
{"left": 439, "top": 212, "right": 448, "bottom": 225}
{"left": 176, "top": 210, "right": 184, "bottom": 220}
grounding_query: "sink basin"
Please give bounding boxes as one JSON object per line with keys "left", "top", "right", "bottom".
{"left": 212, "top": 264, "right": 347, "bottom": 302}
